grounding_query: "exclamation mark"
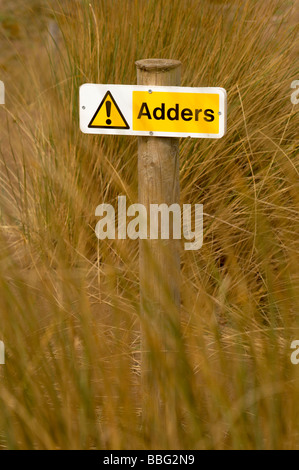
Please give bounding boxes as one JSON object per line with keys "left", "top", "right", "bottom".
{"left": 106, "top": 101, "right": 112, "bottom": 125}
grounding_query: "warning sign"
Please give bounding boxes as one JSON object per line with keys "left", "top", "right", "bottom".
{"left": 80, "top": 84, "right": 227, "bottom": 138}
{"left": 133, "top": 91, "right": 219, "bottom": 134}
{"left": 88, "top": 91, "right": 129, "bottom": 129}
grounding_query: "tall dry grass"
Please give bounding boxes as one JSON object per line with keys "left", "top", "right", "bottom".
{"left": 0, "top": 0, "right": 298, "bottom": 449}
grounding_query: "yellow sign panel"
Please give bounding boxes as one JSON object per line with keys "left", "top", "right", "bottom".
{"left": 133, "top": 91, "right": 219, "bottom": 134}
{"left": 88, "top": 91, "right": 129, "bottom": 129}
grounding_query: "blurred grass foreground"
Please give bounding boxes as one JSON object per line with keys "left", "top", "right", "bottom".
{"left": 0, "top": 0, "right": 298, "bottom": 449}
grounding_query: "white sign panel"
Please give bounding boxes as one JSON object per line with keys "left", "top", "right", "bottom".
{"left": 80, "top": 84, "right": 227, "bottom": 139}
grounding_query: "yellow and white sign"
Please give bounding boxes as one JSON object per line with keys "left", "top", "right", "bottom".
{"left": 80, "top": 84, "right": 227, "bottom": 138}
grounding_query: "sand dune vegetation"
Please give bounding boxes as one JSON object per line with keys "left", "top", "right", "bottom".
{"left": 0, "top": 0, "right": 298, "bottom": 449}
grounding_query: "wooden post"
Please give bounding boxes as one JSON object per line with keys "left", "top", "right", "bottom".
{"left": 136, "top": 59, "right": 182, "bottom": 442}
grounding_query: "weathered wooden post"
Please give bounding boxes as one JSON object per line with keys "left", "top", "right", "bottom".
{"left": 135, "top": 59, "right": 182, "bottom": 435}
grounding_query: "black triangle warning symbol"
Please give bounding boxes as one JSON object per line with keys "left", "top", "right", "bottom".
{"left": 88, "top": 91, "right": 130, "bottom": 129}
